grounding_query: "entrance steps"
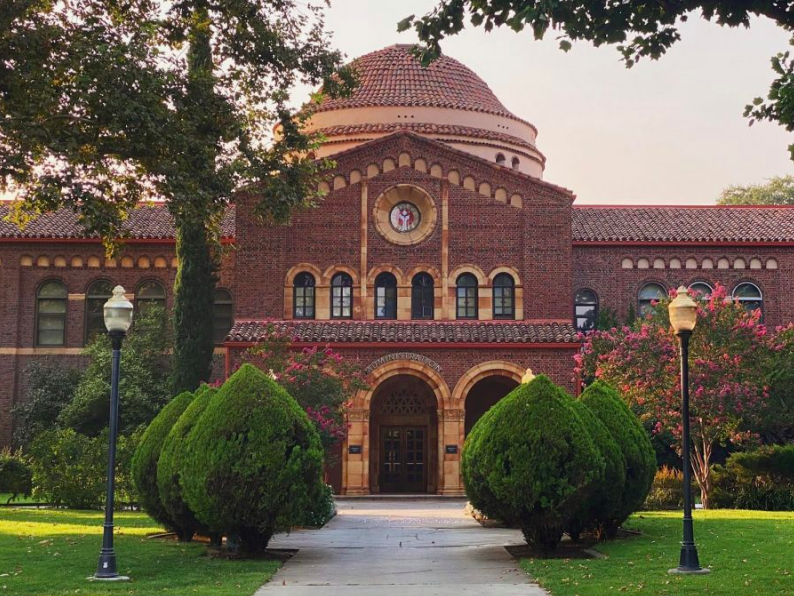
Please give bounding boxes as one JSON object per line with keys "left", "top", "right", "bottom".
{"left": 336, "top": 494, "right": 466, "bottom": 501}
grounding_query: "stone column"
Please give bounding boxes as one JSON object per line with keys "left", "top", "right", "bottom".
{"left": 439, "top": 408, "right": 466, "bottom": 496}
{"left": 343, "top": 408, "right": 370, "bottom": 495}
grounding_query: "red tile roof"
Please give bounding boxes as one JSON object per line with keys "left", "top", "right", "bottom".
{"left": 572, "top": 205, "right": 794, "bottom": 243}
{"left": 316, "top": 122, "right": 535, "bottom": 151}
{"left": 227, "top": 320, "right": 578, "bottom": 344}
{"left": 315, "top": 45, "right": 532, "bottom": 128}
{"left": 4, "top": 201, "right": 794, "bottom": 245}
{"left": 0, "top": 203, "right": 235, "bottom": 240}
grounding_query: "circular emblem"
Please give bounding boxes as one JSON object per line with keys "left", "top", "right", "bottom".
{"left": 389, "top": 202, "right": 421, "bottom": 233}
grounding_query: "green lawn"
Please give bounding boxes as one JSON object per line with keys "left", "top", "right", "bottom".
{"left": 522, "top": 510, "right": 794, "bottom": 595}
{"left": 0, "top": 508, "right": 280, "bottom": 596}
{"left": 0, "top": 494, "right": 38, "bottom": 505}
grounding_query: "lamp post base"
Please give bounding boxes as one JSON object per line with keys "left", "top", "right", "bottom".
{"left": 667, "top": 567, "right": 711, "bottom": 575}
{"left": 88, "top": 575, "right": 131, "bottom": 582}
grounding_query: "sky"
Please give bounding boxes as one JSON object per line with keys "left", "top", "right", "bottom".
{"left": 309, "top": 1, "right": 794, "bottom": 205}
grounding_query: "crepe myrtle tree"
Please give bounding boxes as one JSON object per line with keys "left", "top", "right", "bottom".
{"left": 244, "top": 323, "right": 367, "bottom": 458}
{"left": 399, "top": 1, "right": 794, "bottom": 160}
{"left": 576, "top": 284, "right": 770, "bottom": 509}
{"left": 1, "top": 0, "right": 356, "bottom": 393}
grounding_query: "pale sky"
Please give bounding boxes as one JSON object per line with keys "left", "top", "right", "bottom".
{"left": 312, "top": 1, "right": 794, "bottom": 205}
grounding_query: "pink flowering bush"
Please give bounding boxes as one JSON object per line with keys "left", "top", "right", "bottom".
{"left": 576, "top": 284, "right": 771, "bottom": 508}
{"left": 244, "top": 324, "right": 367, "bottom": 458}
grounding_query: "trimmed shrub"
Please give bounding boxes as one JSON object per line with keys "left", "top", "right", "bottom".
{"left": 157, "top": 385, "right": 217, "bottom": 538}
{"left": 297, "top": 483, "right": 336, "bottom": 528}
{"left": 462, "top": 375, "right": 603, "bottom": 551}
{"left": 643, "top": 467, "right": 686, "bottom": 510}
{"left": 0, "top": 449, "right": 32, "bottom": 503}
{"left": 181, "top": 364, "right": 325, "bottom": 554}
{"left": 132, "top": 391, "right": 194, "bottom": 537}
{"left": 581, "top": 381, "right": 656, "bottom": 535}
{"left": 711, "top": 445, "right": 794, "bottom": 511}
{"left": 28, "top": 429, "right": 137, "bottom": 508}
{"left": 567, "top": 399, "right": 627, "bottom": 540}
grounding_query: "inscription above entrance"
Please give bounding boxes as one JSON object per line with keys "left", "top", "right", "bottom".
{"left": 365, "top": 352, "right": 443, "bottom": 375}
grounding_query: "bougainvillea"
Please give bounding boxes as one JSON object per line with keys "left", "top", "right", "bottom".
{"left": 576, "top": 284, "right": 771, "bottom": 508}
{"left": 244, "top": 324, "right": 367, "bottom": 458}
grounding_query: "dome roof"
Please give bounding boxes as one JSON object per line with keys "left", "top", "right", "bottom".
{"left": 316, "top": 45, "right": 528, "bottom": 126}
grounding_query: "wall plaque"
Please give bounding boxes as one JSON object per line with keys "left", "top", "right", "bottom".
{"left": 348, "top": 445, "right": 363, "bottom": 455}
{"left": 445, "top": 445, "right": 458, "bottom": 455}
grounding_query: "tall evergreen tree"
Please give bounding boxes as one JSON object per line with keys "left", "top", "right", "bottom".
{"left": 1, "top": 0, "right": 355, "bottom": 392}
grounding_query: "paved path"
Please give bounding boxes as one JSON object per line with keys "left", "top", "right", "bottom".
{"left": 254, "top": 499, "right": 548, "bottom": 596}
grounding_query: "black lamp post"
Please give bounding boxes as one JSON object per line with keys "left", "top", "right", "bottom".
{"left": 667, "top": 286, "right": 710, "bottom": 575}
{"left": 92, "top": 285, "right": 133, "bottom": 582}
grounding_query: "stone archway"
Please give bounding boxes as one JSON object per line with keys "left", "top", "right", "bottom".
{"left": 342, "top": 359, "right": 451, "bottom": 495}
{"left": 369, "top": 375, "right": 438, "bottom": 494}
{"left": 452, "top": 361, "right": 525, "bottom": 438}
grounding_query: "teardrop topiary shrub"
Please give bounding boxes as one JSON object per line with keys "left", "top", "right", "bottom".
{"left": 131, "top": 390, "right": 194, "bottom": 538}
{"left": 180, "top": 364, "right": 325, "bottom": 554}
{"left": 157, "top": 384, "right": 217, "bottom": 540}
{"left": 567, "top": 399, "right": 627, "bottom": 541}
{"left": 462, "top": 374, "right": 604, "bottom": 551}
{"left": 581, "top": 380, "right": 656, "bottom": 536}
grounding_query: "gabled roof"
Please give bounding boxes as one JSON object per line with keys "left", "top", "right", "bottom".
{"left": 227, "top": 320, "right": 578, "bottom": 344}
{"left": 0, "top": 203, "right": 236, "bottom": 241}
{"left": 315, "top": 45, "right": 532, "bottom": 128}
{"left": 572, "top": 205, "right": 794, "bottom": 244}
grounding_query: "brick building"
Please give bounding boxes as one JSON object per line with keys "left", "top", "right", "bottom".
{"left": 2, "top": 45, "right": 793, "bottom": 495}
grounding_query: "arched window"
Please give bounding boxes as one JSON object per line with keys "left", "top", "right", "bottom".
{"left": 511, "top": 156, "right": 520, "bottom": 171}
{"left": 688, "top": 282, "right": 713, "bottom": 300}
{"left": 733, "top": 282, "right": 763, "bottom": 315}
{"left": 375, "top": 272, "right": 397, "bottom": 320}
{"left": 411, "top": 273, "right": 434, "bottom": 320}
{"left": 638, "top": 283, "right": 666, "bottom": 316}
{"left": 492, "top": 273, "right": 515, "bottom": 320}
{"left": 135, "top": 280, "right": 166, "bottom": 320}
{"left": 331, "top": 273, "right": 353, "bottom": 319}
{"left": 495, "top": 153, "right": 506, "bottom": 166}
{"left": 36, "top": 280, "right": 68, "bottom": 346}
{"left": 85, "top": 280, "right": 114, "bottom": 343}
{"left": 456, "top": 273, "right": 478, "bottom": 319}
{"left": 574, "top": 289, "right": 599, "bottom": 332}
{"left": 213, "top": 289, "right": 233, "bottom": 344}
{"left": 293, "top": 272, "right": 316, "bottom": 319}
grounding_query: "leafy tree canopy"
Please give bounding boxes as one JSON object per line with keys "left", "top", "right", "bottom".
{"left": 2, "top": 0, "right": 356, "bottom": 243}
{"left": 399, "top": 1, "right": 794, "bottom": 158}
{"left": 718, "top": 175, "right": 794, "bottom": 205}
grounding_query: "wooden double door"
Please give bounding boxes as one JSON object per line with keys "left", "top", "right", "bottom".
{"left": 380, "top": 426, "right": 427, "bottom": 493}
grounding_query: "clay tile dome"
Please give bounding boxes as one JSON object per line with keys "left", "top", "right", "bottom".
{"left": 304, "top": 44, "right": 546, "bottom": 178}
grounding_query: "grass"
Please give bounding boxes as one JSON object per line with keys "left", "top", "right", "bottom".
{"left": 522, "top": 510, "right": 794, "bottom": 595}
{"left": 0, "top": 494, "right": 37, "bottom": 506}
{"left": 0, "top": 508, "right": 280, "bottom": 596}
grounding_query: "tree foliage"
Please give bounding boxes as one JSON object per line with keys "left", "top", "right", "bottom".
{"left": 576, "top": 285, "right": 771, "bottom": 508}
{"left": 399, "top": 1, "right": 794, "bottom": 159}
{"left": 12, "top": 360, "right": 81, "bottom": 448}
{"left": 2, "top": 0, "right": 357, "bottom": 393}
{"left": 59, "top": 305, "right": 171, "bottom": 436}
{"left": 718, "top": 175, "right": 794, "bottom": 206}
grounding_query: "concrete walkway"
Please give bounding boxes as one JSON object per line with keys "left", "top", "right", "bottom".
{"left": 254, "top": 498, "right": 548, "bottom": 596}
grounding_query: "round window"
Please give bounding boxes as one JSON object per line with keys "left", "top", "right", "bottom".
{"left": 389, "top": 202, "right": 421, "bottom": 233}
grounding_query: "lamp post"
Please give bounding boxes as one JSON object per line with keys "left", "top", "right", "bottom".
{"left": 667, "top": 286, "right": 710, "bottom": 575}
{"left": 92, "top": 286, "right": 133, "bottom": 582}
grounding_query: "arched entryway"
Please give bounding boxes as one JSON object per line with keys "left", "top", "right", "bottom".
{"left": 464, "top": 375, "right": 520, "bottom": 436}
{"left": 369, "top": 375, "right": 439, "bottom": 494}
{"left": 463, "top": 374, "right": 518, "bottom": 436}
